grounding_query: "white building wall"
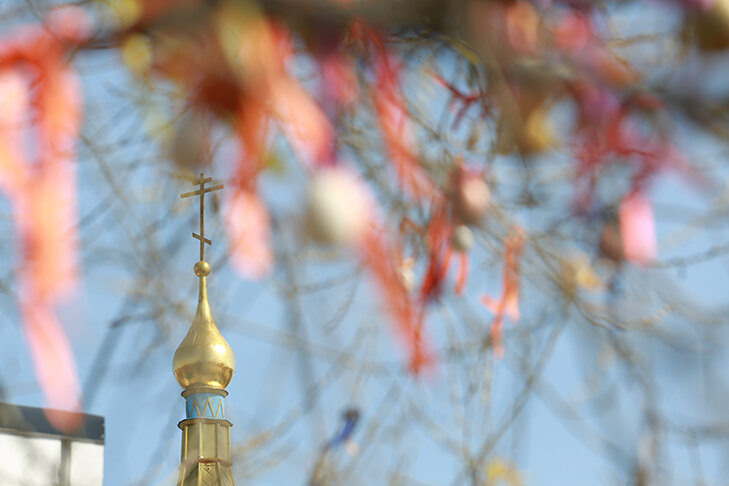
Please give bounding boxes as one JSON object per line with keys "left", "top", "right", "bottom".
{"left": 0, "top": 434, "right": 61, "bottom": 485}
{"left": 0, "top": 434, "right": 104, "bottom": 486}
{"left": 70, "top": 442, "right": 104, "bottom": 486}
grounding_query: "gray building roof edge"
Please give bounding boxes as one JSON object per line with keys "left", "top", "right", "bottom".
{"left": 0, "top": 402, "right": 104, "bottom": 444}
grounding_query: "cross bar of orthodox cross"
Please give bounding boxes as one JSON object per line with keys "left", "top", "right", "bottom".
{"left": 180, "top": 173, "right": 224, "bottom": 261}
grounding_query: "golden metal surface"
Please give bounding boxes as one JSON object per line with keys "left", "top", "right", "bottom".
{"left": 175, "top": 173, "right": 235, "bottom": 486}
{"left": 177, "top": 462, "right": 235, "bottom": 486}
{"left": 173, "top": 276, "right": 235, "bottom": 389}
{"left": 194, "top": 261, "right": 211, "bottom": 277}
{"left": 181, "top": 386, "right": 228, "bottom": 399}
{"left": 180, "top": 173, "right": 223, "bottom": 262}
{"left": 178, "top": 419, "right": 235, "bottom": 485}
{"left": 174, "top": 172, "right": 234, "bottom": 390}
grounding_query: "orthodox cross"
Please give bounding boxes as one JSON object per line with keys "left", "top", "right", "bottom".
{"left": 180, "top": 173, "right": 224, "bottom": 261}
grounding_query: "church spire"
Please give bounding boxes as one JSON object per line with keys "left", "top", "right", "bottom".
{"left": 173, "top": 173, "right": 235, "bottom": 485}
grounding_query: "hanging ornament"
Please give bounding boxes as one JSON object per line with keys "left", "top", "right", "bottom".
{"left": 452, "top": 171, "right": 490, "bottom": 225}
{"left": 619, "top": 192, "right": 656, "bottom": 265}
{"left": 452, "top": 225, "right": 474, "bottom": 252}
{"left": 688, "top": 0, "right": 729, "bottom": 51}
{"left": 561, "top": 251, "right": 603, "bottom": 298}
{"left": 598, "top": 216, "right": 624, "bottom": 265}
{"left": 398, "top": 257, "right": 416, "bottom": 292}
{"left": 170, "top": 109, "right": 211, "bottom": 171}
{"left": 305, "top": 167, "right": 372, "bottom": 246}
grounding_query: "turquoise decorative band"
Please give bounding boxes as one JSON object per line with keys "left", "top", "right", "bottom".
{"left": 185, "top": 393, "right": 225, "bottom": 419}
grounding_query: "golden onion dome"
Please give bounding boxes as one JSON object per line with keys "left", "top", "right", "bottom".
{"left": 173, "top": 262, "right": 235, "bottom": 390}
